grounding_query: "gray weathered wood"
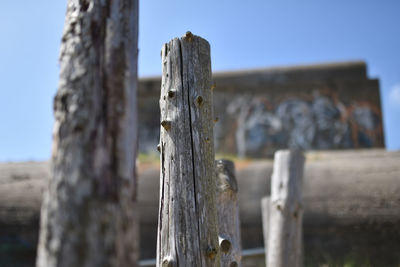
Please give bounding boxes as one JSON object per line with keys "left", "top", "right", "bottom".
{"left": 35, "top": 1, "right": 139, "bottom": 266}
{"left": 261, "top": 196, "right": 270, "bottom": 267}
{"left": 267, "top": 150, "right": 305, "bottom": 267}
{"left": 157, "top": 32, "right": 220, "bottom": 267}
{"left": 215, "top": 159, "right": 242, "bottom": 267}
{"left": 138, "top": 248, "right": 265, "bottom": 267}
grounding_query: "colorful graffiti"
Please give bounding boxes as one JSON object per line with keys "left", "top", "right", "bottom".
{"left": 223, "top": 91, "right": 382, "bottom": 157}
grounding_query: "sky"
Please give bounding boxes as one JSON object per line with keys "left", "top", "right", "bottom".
{"left": 0, "top": 0, "right": 399, "bottom": 161}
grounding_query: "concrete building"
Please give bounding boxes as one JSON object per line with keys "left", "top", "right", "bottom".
{"left": 138, "top": 61, "right": 384, "bottom": 157}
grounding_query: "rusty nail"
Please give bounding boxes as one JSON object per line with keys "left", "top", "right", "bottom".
{"left": 213, "top": 117, "right": 219, "bottom": 123}
{"left": 161, "top": 120, "right": 171, "bottom": 131}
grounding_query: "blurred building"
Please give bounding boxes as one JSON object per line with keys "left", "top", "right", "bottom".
{"left": 139, "top": 60, "right": 384, "bottom": 157}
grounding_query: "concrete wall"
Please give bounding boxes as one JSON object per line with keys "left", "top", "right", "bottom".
{"left": 138, "top": 61, "right": 384, "bottom": 157}
{"left": 1, "top": 150, "right": 400, "bottom": 266}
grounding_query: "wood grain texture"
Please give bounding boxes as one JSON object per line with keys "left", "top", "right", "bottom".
{"left": 267, "top": 150, "right": 305, "bottom": 267}
{"left": 36, "top": 0, "right": 139, "bottom": 266}
{"left": 261, "top": 196, "right": 270, "bottom": 267}
{"left": 157, "top": 32, "right": 220, "bottom": 267}
{"left": 215, "top": 160, "right": 242, "bottom": 267}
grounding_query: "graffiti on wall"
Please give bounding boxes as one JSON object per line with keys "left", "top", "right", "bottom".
{"left": 221, "top": 91, "right": 382, "bottom": 157}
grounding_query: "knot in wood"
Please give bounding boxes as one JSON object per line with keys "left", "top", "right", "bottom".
{"left": 184, "top": 31, "right": 193, "bottom": 41}
{"left": 162, "top": 257, "right": 173, "bottom": 267}
{"left": 194, "top": 95, "right": 204, "bottom": 107}
{"left": 206, "top": 246, "right": 218, "bottom": 260}
{"left": 219, "top": 238, "right": 232, "bottom": 253}
{"left": 157, "top": 144, "right": 161, "bottom": 152}
{"left": 161, "top": 120, "right": 171, "bottom": 131}
{"left": 167, "top": 89, "right": 176, "bottom": 98}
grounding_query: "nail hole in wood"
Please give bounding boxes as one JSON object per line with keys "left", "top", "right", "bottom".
{"left": 168, "top": 90, "right": 176, "bottom": 98}
{"left": 220, "top": 239, "right": 231, "bottom": 253}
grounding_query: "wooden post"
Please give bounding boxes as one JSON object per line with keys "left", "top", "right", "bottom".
{"left": 157, "top": 32, "right": 220, "bottom": 267}
{"left": 36, "top": 1, "right": 139, "bottom": 266}
{"left": 261, "top": 196, "right": 270, "bottom": 267}
{"left": 267, "top": 150, "right": 305, "bottom": 267}
{"left": 215, "top": 160, "right": 242, "bottom": 267}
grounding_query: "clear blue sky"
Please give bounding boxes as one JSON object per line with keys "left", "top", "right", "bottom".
{"left": 0, "top": 0, "right": 399, "bottom": 161}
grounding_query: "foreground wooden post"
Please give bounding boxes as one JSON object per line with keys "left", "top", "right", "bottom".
{"left": 36, "top": 1, "right": 139, "bottom": 266}
{"left": 267, "top": 150, "right": 305, "bottom": 267}
{"left": 157, "top": 32, "right": 220, "bottom": 267}
{"left": 215, "top": 160, "right": 242, "bottom": 267}
{"left": 261, "top": 196, "right": 270, "bottom": 267}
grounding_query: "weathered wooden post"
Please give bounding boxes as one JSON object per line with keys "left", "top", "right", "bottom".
{"left": 36, "top": 1, "right": 139, "bottom": 266}
{"left": 266, "top": 150, "right": 305, "bottom": 267}
{"left": 215, "top": 160, "right": 242, "bottom": 267}
{"left": 261, "top": 196, "right": 270, "bottom": 267}
{"left": 157, "top": 32, "right": 220, "bottom": 267}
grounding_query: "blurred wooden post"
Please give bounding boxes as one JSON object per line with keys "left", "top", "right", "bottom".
{"left": 266, "top": 150, "right": 305, "bottom": 267}
{"left": 261, "top": 196, "right": 270, "bottom": 267}
{"left": 157, "top": 32, "right": 220, "bottom": 267}
{"left": 36, "top": 1, "right": 139, "bottom": 267}
{"left": 215, "top": 159, "right": 242, "bottom": 267}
